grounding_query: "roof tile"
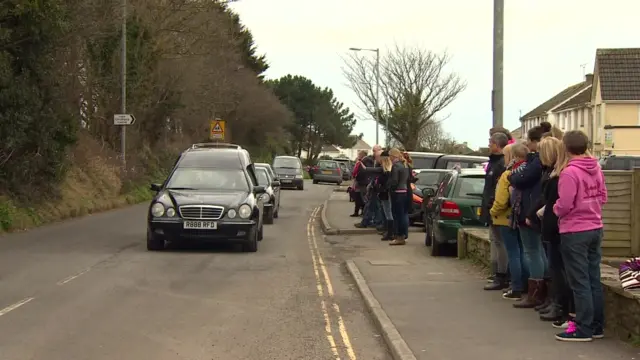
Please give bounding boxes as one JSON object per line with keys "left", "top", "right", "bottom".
{"left": 596, "top": 48, "right": 640, "bottom": 101}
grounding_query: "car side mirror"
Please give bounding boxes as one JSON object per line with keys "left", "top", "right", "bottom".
{"left": 271, "top": 181, "right": 280, "bottom": 187}
{"left": 253, "top": 185, "right": 266, "bottom": 194}
{"left": 150, "top": 183, "right": 162, "bottom": 192}
{"left": 422, "top": 188, "right": 435, "bottom": 198}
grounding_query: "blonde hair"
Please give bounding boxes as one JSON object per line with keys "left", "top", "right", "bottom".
{"left": 389, "top": 148, "right": 407, "bottom": 165}
{"left": 511, "top": 142, "right": 529, "bottom": 159}
{"left": 502, "top": 144, "right": 514, "bottom": 165}
{"left": 380, "top": 156, "right": 393, "bottom": 172}
{"left": 539, "top": 137, "right": 561, "bottom": 167}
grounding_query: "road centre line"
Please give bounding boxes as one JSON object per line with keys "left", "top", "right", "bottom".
{"left": 57, "top": 268, "right": 91, "bottom": 285}
{"left": 0, "top": 297, "right": 34, "bottom": 317}
{"left": 309, "top": 206, "right": 357, "bottom": 360}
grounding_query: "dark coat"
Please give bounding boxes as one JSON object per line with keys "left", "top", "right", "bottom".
{"left": 480, "top": 153, "right": 505, "bottom": 224}
{"left": 540, "top": 174, "right": 560, "bottom": 243}
{"left": 508, "top": 152, "right": 543, "bottom": 228}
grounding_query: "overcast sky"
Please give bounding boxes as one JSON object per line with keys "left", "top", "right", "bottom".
{"left": 230, "top": 0, "right": 639, "bottom": 150}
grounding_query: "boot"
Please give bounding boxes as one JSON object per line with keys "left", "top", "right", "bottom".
{"left": 540, "top": 303, "right": 563, "bottom": 321}
{"left": 381, "top": 220, "right": 394, "bottom": 241}
{"left": 535, "top": 279, "right": 552, "bottom": 311}
{"left": 513, "top": 279, "right": 545, "bottom": 309}
{"left": 535, "top": 298, "right": 552, "bottom": 312}
{"left": 484, "top": 273, "right": 509, "bottom": 291}
{"left": 376, "top": 224, "right": 386, "bottom": 234}
{"left": 389, "top": 236, "right": 406, "bottom": 246}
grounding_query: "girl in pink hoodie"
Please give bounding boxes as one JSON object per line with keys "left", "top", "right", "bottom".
{"left": 553, "top": 130, "right": 607, "bottom": 343}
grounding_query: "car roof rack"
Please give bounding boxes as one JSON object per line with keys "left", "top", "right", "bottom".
{"left": 191, "top": 142, "right": 242, "bottom": 150}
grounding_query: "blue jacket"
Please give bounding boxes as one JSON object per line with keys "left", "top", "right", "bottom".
{"left": 508, "top": 152, "right": 542, "bottom": 227}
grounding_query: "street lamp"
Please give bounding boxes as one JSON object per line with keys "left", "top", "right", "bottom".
{"left": 349, "top": 47, "right": 381, "bottom": 146}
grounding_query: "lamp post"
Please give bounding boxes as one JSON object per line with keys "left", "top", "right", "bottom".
{"left": 349, "top": 47, "right": 381, "bottom": 145}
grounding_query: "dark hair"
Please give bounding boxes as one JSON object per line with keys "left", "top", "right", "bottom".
{"left": 490, "top": 126, "right": 513, "bottom": 140}
{"left": 563, "top": 130, "right": 589, "bottom": 155}
{"left": 540, "top": 121, "right": 552, "bottom": 133}
{"left": 490, "top": 132, "right": 509, "bottom": 148}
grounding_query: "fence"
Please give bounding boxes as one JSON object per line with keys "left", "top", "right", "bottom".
{"left": 602, "top": 169, "right": 640, "bottom": 257}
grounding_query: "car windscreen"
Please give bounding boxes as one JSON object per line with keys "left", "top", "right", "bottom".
{"left": 256, "top": 169, "right": 270, "bottom": 186}
{"left": 412, "top": 157, "right": 436, "bottom": 169}
{"left": 416, "top": 172, "right": 445, "bottom": 187}
{"left": 273, "top": 158, "right": 301, "bottom": 169}
{"left": 452, "top": 176, "right": 485, "bottom": 199}
{"left": 166, "top": 168, "right": 249, "bottom": 191}
{"left": 318, "top": 161, "right": 337, "bottom": 169}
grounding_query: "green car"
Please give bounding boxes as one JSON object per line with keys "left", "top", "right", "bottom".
{"left": 422, "top": 168, "right": 487, "bottom": 256}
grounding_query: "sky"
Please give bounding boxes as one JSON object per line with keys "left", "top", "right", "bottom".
{"left": 229, "top": 0, "right": 640, "bottom": 150}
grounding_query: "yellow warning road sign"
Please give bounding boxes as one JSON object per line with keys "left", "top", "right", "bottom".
{"left": 209, "top": 119, "right": 225, "bottom": 140}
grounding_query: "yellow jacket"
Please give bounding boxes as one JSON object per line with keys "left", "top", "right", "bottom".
{"left": 489, "top": 170, "right": 512, "bottom": 226}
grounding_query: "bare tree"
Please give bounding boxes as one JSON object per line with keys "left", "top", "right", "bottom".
{"left": 343, "top": 44, "right": 466, "bottom": 150}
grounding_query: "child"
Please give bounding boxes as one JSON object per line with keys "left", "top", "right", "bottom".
{"left": 553, "top": 130, "right": 607, "bottom": 342}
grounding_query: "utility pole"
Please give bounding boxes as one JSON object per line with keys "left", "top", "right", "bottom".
{"left": 492, "top": 0, "right": 504, "bottom": 128}
{"left": 120, "top": 0, "right": 127, "bottom": 170}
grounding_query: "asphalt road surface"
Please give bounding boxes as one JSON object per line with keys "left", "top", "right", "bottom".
{"left": 0, "top": 181, "right": 389, "bottom": 360}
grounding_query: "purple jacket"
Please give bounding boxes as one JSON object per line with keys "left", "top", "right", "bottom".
{"left": 553, "top": 157, "right": 607, "bottom": 234}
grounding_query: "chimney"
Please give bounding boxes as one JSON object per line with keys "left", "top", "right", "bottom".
{"left": 585, "top": 73, "right": 594, "bottom": 83}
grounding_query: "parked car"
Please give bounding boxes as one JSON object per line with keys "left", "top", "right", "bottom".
{"left": 273, "top": 156, "right": 304, "bottom": 190}
{"left": 312, "top": 160, "right": 343, "bottom": 185}
{"left": 407, "top": 152, "right": 444, "bottom": 170}
{"left": 422, "top": 168, "right": 486, "bottom": 256}
{"left": 255, "top": 167, "right": 280, "bottom": 224}
{"left": 599, "top": 155, "right": 640, "bottom": 170}
{"left": 337, "top": 162, "right": 351, "bottom": 181}
{"left": 147, "top": 145, "right": 265, "bottom": 252}
{"left": 410, "top": 169, "right": 451, "bottom": 227}
{"left": 255, "top": 163, "right": 278, "bottom": 182}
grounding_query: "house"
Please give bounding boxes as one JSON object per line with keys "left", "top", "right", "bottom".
{"left": 339, "top": 139, "right": 372, "bottom": 160}
{"left": 319, "top": 145, "right": 341, "bottom": 158}
{"left": 520, "top": 75, "right": 593, "bottom": 136}
{"left": 511, "top": 126, "right": 523, "bottom": 140}
{"left": 551, "top": 77, "right": 593, "bottom": 137}
{"left": 591, "top": 48, "right": 640, "bottom": 156}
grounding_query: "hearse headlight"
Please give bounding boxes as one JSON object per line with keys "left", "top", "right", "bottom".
{"left": 166, "top": 207, "right": 176, "bottom": 217}
{"left": 238, "top": 204, "right": 252, "bottom": 219}
{"left": 227, "top": 209, "right": 237, "bottom": 218}
{"left": 295, "top": 174, "right": 303, "bottom": 179}
{"left": 151, "top": 203, "right": 165, "bottom": 217}
{"left": 260, "top": 193, "right": 270, "bottom": 202}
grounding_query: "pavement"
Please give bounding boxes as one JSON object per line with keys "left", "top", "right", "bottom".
{"left": 322, "top": 191, "right": 422, "bottom": 235}
{"left": 0, "top": 180, "right": 389, "bottom": 360}
{"left": 326, "top": 232, "right": 640, "bottom": 360}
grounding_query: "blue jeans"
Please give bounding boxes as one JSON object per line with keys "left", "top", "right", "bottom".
{"left": 391, "top": 192, "right": 409, "bottom": 238}
{"left": 380, "top": 196, "right": 393, "bottom": 220}
{"left": 519, "top": 226, "right": 548, "bottom": 279}
{"left": 362, "top": 193, "right": 382, "bottom": 226}
{"left": 498, "top": 226, "right": 528, "bottom": 292}
{"left": 561, "top": 229, "right": 604, "bottom": 337}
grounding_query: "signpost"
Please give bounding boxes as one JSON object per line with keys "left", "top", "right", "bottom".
{"left": 209, "top": 119, "right": 225, "bottom": 141}
{"left": 114, "top": 114, "right": 136, "bottom": 126}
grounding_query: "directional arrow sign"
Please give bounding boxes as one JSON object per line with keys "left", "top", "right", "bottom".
{"left": 114, "top": 114, "right": 136, "bottom": 125}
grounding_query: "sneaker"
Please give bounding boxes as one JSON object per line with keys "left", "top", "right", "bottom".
{"left": 593, "top": 327, "right": 604, "bottom": 339}
{"left": 502, "top": 290, "right": 522, "bottom": 300}
{"left": 555, "top": 321, "right": 592, "bottom": 342}
{"left": 486, "top": 275, "right": 494, "bottom": 283}
{"left": 552, "top": 319, "right": 571, "bottom": 329}
{"left": 502, "top": 286, "right": 511, "bottom": 294}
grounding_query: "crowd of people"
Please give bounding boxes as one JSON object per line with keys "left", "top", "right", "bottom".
{"left": 480, "top": 122, "right": 608, "bottom": 342}
{"left": 348, "top": 145, "right": 417, "bottom": 246}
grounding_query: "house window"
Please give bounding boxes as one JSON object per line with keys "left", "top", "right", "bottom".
{"left": 638, "top": 104, "right": 640, "bottom": 125}
{"left": 580, "top": 109, "right": 585, "bottom": 127}
{"left": 596, "top": 105, "right": 602, "bottom": 141}
{"left": 567, "top": 112, "right": 572, "bottom": 129}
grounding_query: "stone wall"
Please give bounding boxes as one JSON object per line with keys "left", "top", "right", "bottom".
{"left": 458, "top": 227, "right": 640, "bottom": 343}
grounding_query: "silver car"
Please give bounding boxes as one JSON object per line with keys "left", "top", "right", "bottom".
{"left": 312, "top": 160, "right": 343, "bottom": 185}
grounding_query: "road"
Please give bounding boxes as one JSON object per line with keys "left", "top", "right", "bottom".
{"left": 0, "top": 181, "right": 389, "bottom": 360}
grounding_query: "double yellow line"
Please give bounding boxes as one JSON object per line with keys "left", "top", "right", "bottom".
{"left": 307, "top": 207, "right": 357, "bottom": 360}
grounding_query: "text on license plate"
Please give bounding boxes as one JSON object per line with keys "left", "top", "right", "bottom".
{"left": 183, "top": 221, "right": 217, "bottom": 229}
{"left": 322, "top": 170, "right": 332, "bottom": 174}
{"left": 476, "top": 208, "right": 481, "bottom": 216}
{"left": 281, "top": 179, "right": 291, "bottom": 183}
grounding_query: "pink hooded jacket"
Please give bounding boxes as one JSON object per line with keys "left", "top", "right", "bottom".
{"left": 553, "top": 157, "right": 607, "bottom": 233}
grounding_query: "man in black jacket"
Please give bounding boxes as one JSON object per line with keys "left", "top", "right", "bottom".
{"left": 482, "top": 132, "right": 509, "bottom": 291}
{"left": 355, "top": 145, "right": 383, "bottom": 228}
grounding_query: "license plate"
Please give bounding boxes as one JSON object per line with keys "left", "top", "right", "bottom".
{"left": 282, "top": 179, "right": 291, "bottom": 183}
{"left": 322, "top": 170, "right": 332, "bottom": 174}
{"left": 183, "top": 221, "right": 217, "bottom": 229}
{"left": 476, "top": 208, "right": 481, "bottom": 216}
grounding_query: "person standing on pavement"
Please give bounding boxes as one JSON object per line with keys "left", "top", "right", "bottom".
{"left": 388, "top": 148, "right": 409, "bottom": 245}
{"left": 536, "top": 136, "right": 575, "bottom": 323}
{"left": 491, "top": 143, "right": 530, "bottom": 300}
{"left": 355, "top": 145, "right": 382, "bottom": 228}
{"left": 553, "top": 130, "right": 607, "bottom": 342}
{"left": 510, "top": 124, "right": 548, "bottom": 309}
{"left": 350, "top": 151, "right": 368, "bottom": 217}
{"left": 482, "top": 132, "right": 509, "bottom": 291}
